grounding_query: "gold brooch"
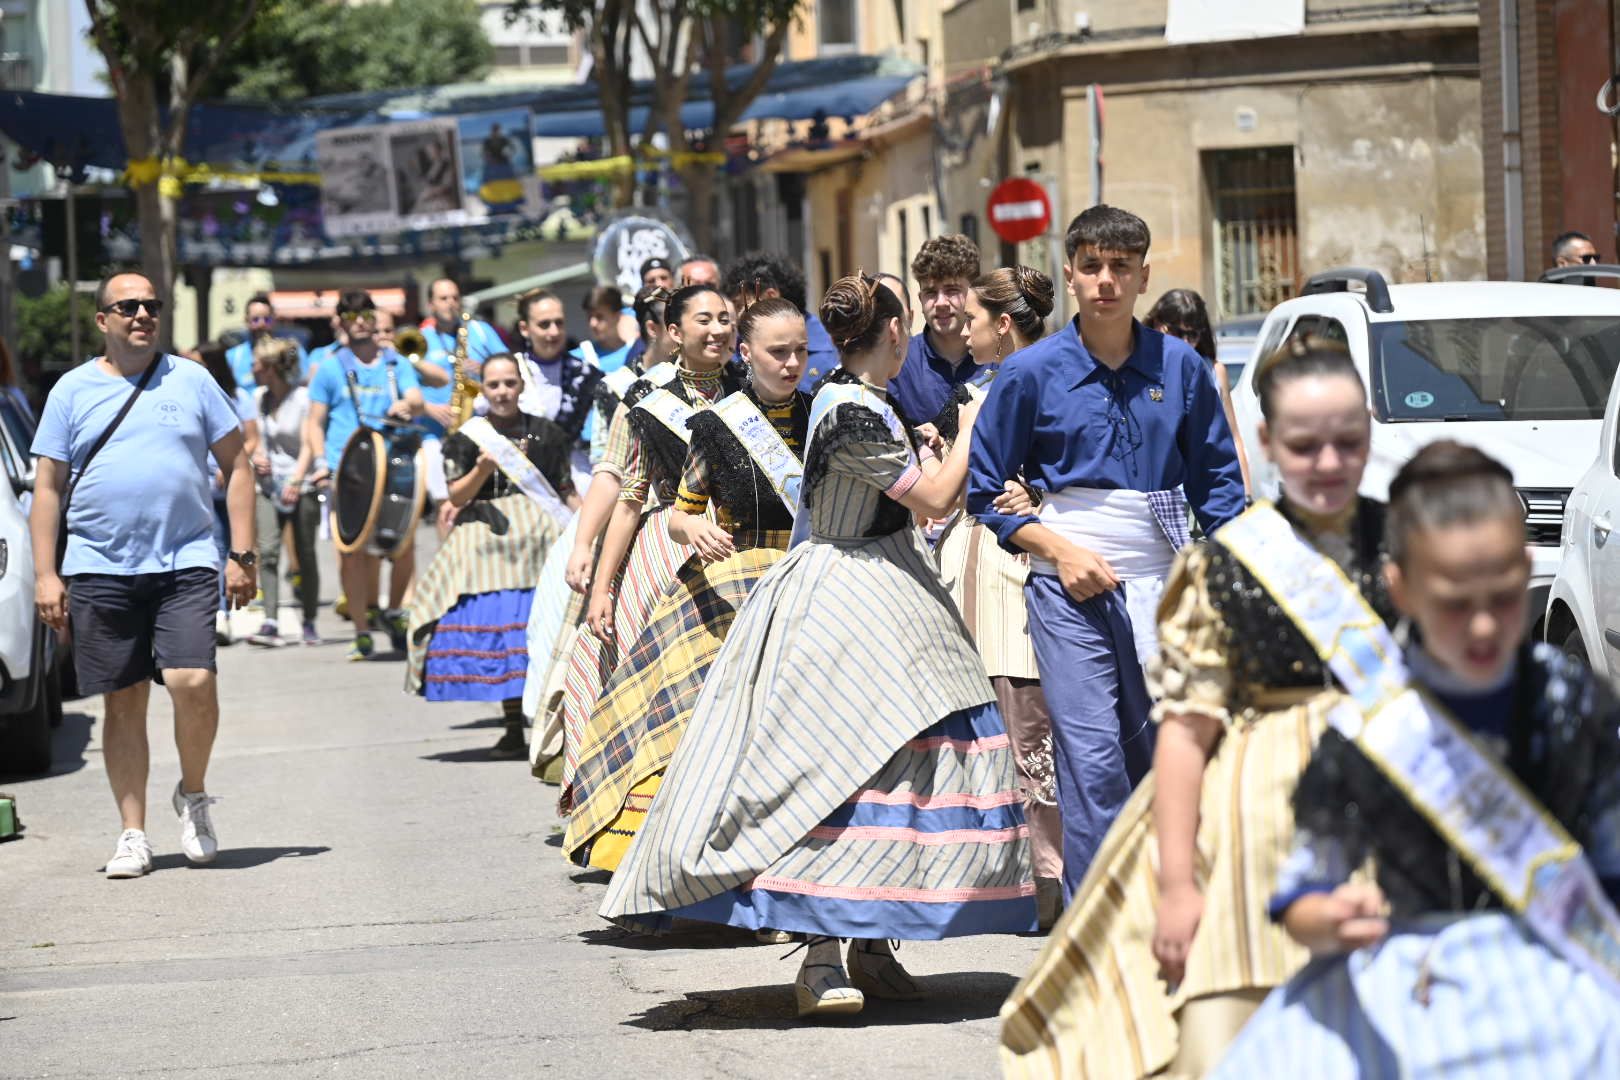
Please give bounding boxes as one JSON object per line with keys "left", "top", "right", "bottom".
{"left": 1148, "top": 387, "right": 1164, "bottom": 402}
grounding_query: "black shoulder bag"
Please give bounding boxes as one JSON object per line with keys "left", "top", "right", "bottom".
{"left": 55, "top": 354, "right": 163, "bottom": 573}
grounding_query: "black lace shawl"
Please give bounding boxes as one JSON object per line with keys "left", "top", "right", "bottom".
{"left": 685, "top": 388, "right": 810, "bottom": 533}
{"left": 442, "top": 413, "right": 574, "bottom": 531}
{"left": 1294, "top": 644, "right": 1620, "bottom": 916}
{"left": 625, "top": 360, "right": 749, "bottom": 499}
{"left": 519, "top": 348, "right": 603, "bottom": 442}
{"left": 801, "top": 368, "right": 922, "bottom": 537}
{"left": 1205, "top": 499, "right": 1396, "bottom": 694}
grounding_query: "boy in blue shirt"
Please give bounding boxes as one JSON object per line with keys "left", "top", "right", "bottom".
{"left": 307, "top": 290, "right": 424, "bottom": 660}
{"left": 968, "top": 206, "right": 1245, "bottom": 896}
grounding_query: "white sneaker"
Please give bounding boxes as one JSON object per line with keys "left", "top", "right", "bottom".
{"left": 214, "top": 610, "right": 233, "bottom": 646}
{"left": 105, "top": 828, "right": 153, "bottom": 878}
{"left": 172, "top": 784, "right": 220, "bottom": 863}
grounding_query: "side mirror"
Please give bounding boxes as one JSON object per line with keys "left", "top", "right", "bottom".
{"left": 11, "top": 475, "right": 33, "bottom": 496}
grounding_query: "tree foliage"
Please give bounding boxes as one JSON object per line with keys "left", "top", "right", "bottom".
{"left": 506, "top": 0, "right": 806, "bottom": 250}
{"left": 17, "top": 286, "right": 102, "bottom": 376}
{"left": 203, "top": 0, "right": 494, "bottom": 103}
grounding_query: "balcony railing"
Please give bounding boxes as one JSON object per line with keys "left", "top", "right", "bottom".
{"left": 0, "top": 54, "right": 33, "bottom": 92}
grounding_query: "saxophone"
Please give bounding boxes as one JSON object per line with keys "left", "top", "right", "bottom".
{"left": 447, "top": 311, "right": 477, "bottom": 432}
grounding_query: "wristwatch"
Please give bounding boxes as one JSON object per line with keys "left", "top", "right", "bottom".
{"left": 228, "top": 549, "right": 257, "bottom": 568}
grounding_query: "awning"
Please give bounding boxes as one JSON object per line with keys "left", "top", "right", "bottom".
{"left": 0, "top": 54, "right": 923, "bottom": 179}
{"left": 270, "top": 288, "right": 406, "bottom": 318}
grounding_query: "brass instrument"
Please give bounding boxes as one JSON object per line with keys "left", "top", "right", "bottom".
{"left": 393, "top": 325, "right": 427, "bottom": 362}
{"left": 447, "top": 311, "right": 477, "bottom": 432}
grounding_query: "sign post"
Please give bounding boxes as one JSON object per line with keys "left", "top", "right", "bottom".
{"left": 986, "top": 178, "right": 1053, "bottom": 245}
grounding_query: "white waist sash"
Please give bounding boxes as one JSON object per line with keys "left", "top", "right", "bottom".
{"left": 1219, "top": 501, "right": 1620, "bottom": 999}
{"left": 1030, "top": 487, "right": 1175, "bottom": 581}
{"left": 458, "top": 416, "right": 571, "bottom": 529}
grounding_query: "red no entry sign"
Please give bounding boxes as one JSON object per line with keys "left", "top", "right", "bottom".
{"left": 987, "top": 178, "right": 1052, "bottom": 244}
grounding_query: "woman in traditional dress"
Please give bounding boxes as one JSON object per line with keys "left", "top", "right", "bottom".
{"left": 1215, "top": 441, "right": 1620, "bottom": 1077}
{"left": 565, "top": 297, "right": 810, "bottom": 872}
{"left": 602, "top": 273, "right": 1036, "bottom": 1019}
{"left": 554, "top": 285, "right": 746, "bottom": 807}
{"left": 405, "top": 354, "right": 579, "bottom": 759}
{"left": 525, "top": 286, "right": 672, "bottom": 780}
{"left": 999, "top": 337, "right": 1393, "bottom": 1078}
{"left": 935, "top": 266, "right": 1064, "bottom": 927}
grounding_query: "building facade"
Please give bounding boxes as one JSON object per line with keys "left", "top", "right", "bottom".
{"left": 778, "top": 0, "right": 1485, "bottom": 322}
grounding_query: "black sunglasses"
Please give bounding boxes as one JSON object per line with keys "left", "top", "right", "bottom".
{"left": 102, "top": 298, "right": 164, "bottom": 318}
{"left": 1581, "top": 253, "right": 1602, "bottom": 264}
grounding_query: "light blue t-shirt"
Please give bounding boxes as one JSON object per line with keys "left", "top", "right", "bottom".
{"left": 33, "top": 354, "right": 243, "bottom": 576}
{"left": 309, "top": 347, "right": 422, "bottom": 470}
{"left": 228, "top": 337, "right": 310, "bottom": 391}
{"left": 419, "top": 319, "right": 505, "bottom": 439}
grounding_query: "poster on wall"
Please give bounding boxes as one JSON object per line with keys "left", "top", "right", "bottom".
{"left": 318, "top": 113, "right": 541, "bottom": 237}
{"left": 458, "top": 108, "right": 542, "bottom": 219}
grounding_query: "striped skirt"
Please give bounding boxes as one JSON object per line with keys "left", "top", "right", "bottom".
{"left": 1213, "top": 913, "right": 1620, "bottom": 1079}
{"left": 600, "top": 527, "right": 1037, "bottom": 941}
{"left": 556, "top": 504, "right": 692, "bottom": 798}
{"left": 522, "top": 515, "right": 579, "bottom": 721}
{"left": 563, "top": 535, "right": 789, "bottom": 870}
{"left": 999, "top": 695, "right": 1332, "bottom": 1079}
{"left": 422, "top": 588, "right": 532, "bottom": 702}
{"left": 405, "top": 494, "right": 562, "bottom": 695}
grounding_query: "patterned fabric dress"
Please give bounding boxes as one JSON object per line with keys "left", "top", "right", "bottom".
{"left": 1215, "top": 644, "right": 1620, "bottom": 1078}
{"left": 553, "top": 363, "right": 744, "bottom": 803}
{"left": 564, "top": 388, "right": 810, "bottom": 871}
{"left": 405, "top": 414, "right": 575, "bottom": 700}
{"left": 600, "top": 372, "right": 1037, "bottom": 940}
{"left": 1000, "top": 499, "right": 1394, "bottom": 1079}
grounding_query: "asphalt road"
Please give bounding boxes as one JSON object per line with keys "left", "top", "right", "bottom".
{"left": 0, "top": 534, "right": 1042, "bottom": 1079}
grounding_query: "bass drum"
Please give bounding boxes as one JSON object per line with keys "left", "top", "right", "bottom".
{"left": 333, "top": 426, "right": 426, "bottom": 558}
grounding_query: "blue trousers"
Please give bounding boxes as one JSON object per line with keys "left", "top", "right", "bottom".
{"left": 1024, "top": 573, "right": 1156, "bottom": 898}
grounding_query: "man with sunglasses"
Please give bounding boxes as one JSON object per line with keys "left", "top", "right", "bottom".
{"left": 227, "top": 293, "right": 308, "bottom": 391}
{"left": 30, "top": 270, "right": 256, "bottom": 879}
{"left": 1553, "top": 230, "right": 1601, "bottom": 269}
{"left": 306, "top": 290, "right": 425, "bottom": 661}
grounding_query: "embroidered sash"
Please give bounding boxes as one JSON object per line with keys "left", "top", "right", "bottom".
{"left": 458, "top": 416, "right": 571, "bottom": 529}
{"left": 1218, "top": 501, "right": 1620, "bottom": 998}
{"left": 710, "top": 393, "right": 802, "bottom": 514}
{"left": 636, "top": 361, "right": 679, "bottom": 390}
{"left": 632, "top": 386, "right": 697, "bottom": 445}
{"left": 600, "top": 365, "right": 640, "bottom": 399}
{"left": 790, "top": 382, "right": 916, "bottom": 548}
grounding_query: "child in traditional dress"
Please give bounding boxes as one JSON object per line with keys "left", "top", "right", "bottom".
{"left": 1214, "top": 441, "right": 1620, "bottom": 1077}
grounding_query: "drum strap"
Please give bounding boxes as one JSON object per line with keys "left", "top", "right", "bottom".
{"left": 457, "top": 416, "right": 571, "bottom": 529}
{"left": 340, "top": 351, "right": 399, "bottom": 430}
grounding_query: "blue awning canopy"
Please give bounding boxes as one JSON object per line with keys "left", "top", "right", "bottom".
{"left": 0, "top": 53, "right": 921, "bottom": 176}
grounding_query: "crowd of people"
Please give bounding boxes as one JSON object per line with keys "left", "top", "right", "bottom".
{"left": 32, "top": 203, "right": 1620, "bottom": 1077}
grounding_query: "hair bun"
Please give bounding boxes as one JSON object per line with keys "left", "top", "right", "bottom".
{"left": 819, "top": 274, "right": 878, "bottom": 349}
{"left": 1014, "top": 266, "right": 1055, "bottom": 319}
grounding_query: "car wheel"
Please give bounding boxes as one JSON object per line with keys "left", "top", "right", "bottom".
{"left": 0, "top": 674, "right": 52, "bottom": 776}
{"left": 1564, "top": 625, "right": 1590, "bottom": 667}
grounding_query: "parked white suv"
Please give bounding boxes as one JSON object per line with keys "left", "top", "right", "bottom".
{"left": 1229, "top": 268, "right": 1620, "bottom": 638}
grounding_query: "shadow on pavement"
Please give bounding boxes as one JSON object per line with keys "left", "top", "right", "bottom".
{"left": 448, "top": 717, "right": 505, "bottom": 730}
{"left": 148, "top": 845, "right": 332, "bottom": 872}
{"left": 580, "top": 923, "right": 762, "bottom": 951}
{"left": 624, "top": 971, "right": 1020, "bottom": 1031}
{"left": 0, "top": 712, "right": 96, "bottom": 783}
{"left": 419, "top": 747, "right": 530, "bottom": 763}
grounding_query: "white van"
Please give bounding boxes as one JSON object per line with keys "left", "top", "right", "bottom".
{"left": 1228, "top": 269, "right": 1620, "bottom": 638}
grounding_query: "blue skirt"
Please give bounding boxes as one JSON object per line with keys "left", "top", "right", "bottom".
{"left": 653, "top": 703, "right": 1038, "bottom": 941}
{"left": 422, "top": 588, "right": 534, "bottom": 702}
{"left": 1213, "top": 912, "right": 1620, "bottom": 1079}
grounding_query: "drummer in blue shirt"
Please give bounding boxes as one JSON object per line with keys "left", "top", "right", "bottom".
{"left": 307, "top": 290, "right": 425, "bottom": 662}
{"left": 888, "top": 235, "right": 983, "bottom": 424}
{"left": 966, "top": 205, "right": 1245, "bottom": 898}
{"left": 227, "top": 293, "right": 309, "bottom": 390}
